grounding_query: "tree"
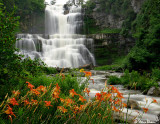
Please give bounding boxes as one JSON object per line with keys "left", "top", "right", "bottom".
{"left": 0, "top": 3, "right": 21, "bottom": 84}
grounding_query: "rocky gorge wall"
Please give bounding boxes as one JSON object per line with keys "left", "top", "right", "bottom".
{"left": 20, "top": 13, "right": 45, "bottom": 34}
{"left": 84, "top": 0, "right": 146, "bottom": 65}
{"left": 90, "top": 0, "right": 145, "bottom": 29}
{"left": 87, "top": 33, "right": 135, "bottom": 54}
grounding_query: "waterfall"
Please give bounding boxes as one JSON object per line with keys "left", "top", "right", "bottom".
{"left": 16, "top": 0, "right": 95, "bottom": 68}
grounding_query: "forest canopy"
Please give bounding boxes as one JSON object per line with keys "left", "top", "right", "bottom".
{"left": 0, "top": 0, "right": 45, "bottom": 32}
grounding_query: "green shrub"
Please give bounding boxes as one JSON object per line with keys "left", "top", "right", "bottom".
{"left": 108, "top": 76, "right": 122, "bottom": 85}
{"left": 120, "top": 70, "right": 158, "bottom": 92}
{"left": 152, "top": 68, "right": 160, "bottom": 81}
{"left": 123, "top": 47, "right": 152, "bottom": 70}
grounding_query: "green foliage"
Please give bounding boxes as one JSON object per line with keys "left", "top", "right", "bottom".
{"left": 1, "top": 0, "right": 45, "bottom": 32}
{"left": 0, "top": 4, "right": 21, "bottom": 85}
{"left": 94, "top": 40, "right": 126, "bottom": 66}
{"left": 125, "top": 0, "right": 160, "bottom": 70}
{"left": 84, "top": 14, "right": 120, "bottom": 34}
{"left": 0, "top": 71, "right": 119, "bottom": 124}
{"left": 0, "top": 5, "right": 57, "bottom": 101}
{"left": 107, "top": 76, "right": 122, "bottom": 85}
{"left": 108, "top": 70, "right": 159, "bottom": 93}
{"left": 84, "top": 0, "right": 136, "bottom": 36}
{"left": 123, "top": 47, "right": 152, "bottom": 70}
{"left": 151, "top": 68, "right": 160, "bottom": 81}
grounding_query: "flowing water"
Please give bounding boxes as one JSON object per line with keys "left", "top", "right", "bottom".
{"left": 83, "top": 70, "right": 160, "bottom": 123}
{"left": 16, "top": 0, "right": 95, "bottom": 68}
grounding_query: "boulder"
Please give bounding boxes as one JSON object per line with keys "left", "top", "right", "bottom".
{"left": 55, "top": 67, "right": 70, "bottom": 73}
{"left": 113, "top": 112, "right": 135, "bottom": 124}
{"left": 147, "top": 87, "right": 160, "bottom": 96}
{"left": 124, "top": 100, "right": 141, "bottom": 110}
{"left": 64, "top": 10, "right": 69, "bottom": 15}
{"left": 79, "top": 63, "right": 94, "bottom": 70}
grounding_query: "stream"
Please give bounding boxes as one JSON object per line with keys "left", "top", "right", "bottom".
{"left": 82, "top": 70, "right": 160, "bottom": 123}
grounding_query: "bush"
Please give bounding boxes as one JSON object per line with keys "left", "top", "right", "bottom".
{"left": 124, "top": 47, "right": 152, "bottom": 70}
{"left": 0, "top": 71, "right": 128, "bottom": 124}
{"left": 152, "top": 68, "right": 160, "bottom": 81}
{"left": 120, "top": 70, "right": 158, "bottom": 92}
{"left": 107, "top": 76, "right": 122, "bottom": 85}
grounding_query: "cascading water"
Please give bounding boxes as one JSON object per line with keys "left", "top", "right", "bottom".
{"left": 16, "top": 0, "right": 95, "bottom": 68}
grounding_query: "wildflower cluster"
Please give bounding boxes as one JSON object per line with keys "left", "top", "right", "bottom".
{"left": 0, "top": 70, "right": 159, "bottom": 124}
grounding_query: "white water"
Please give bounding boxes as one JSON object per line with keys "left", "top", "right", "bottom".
{"left": 83, "top": 70, "right": 160, "bottom": 123}
{"left": 16, "top": 0, "right": 95, "bottom": 68}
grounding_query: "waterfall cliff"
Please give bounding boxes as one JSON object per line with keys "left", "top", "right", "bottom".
{"left": 16, "top": 0, "right": 95, "bottom": 68}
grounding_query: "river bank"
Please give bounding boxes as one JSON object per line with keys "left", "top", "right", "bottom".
{"left": 82, "top": 70, "right": 160, "bottom": 123}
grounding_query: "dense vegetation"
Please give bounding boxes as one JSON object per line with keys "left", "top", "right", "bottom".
{"left": 0, "top": 6, "right": 131, "bottom": 122}
{"left": 84, "top": 0, "right": 136, "bottom": 36}
{"left": 124, "top": 0, "right": 160, "bottom": 70}
{"left": 108, "top": 69, "right": 160, "bottom": 93}
{"left": 0, "top": 0, "right": 45, "bottom": 32}
{"left": 0, "top": 3, "right": 57, "bottom": 101}
{"left": 0, "top": 1, "right": 159, "bottom": 123}
{"left": 84, "top": 0, "right": 160, "bottom": 71}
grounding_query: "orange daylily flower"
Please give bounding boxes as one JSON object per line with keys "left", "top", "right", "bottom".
{"left": 122, "top": 103, "right": 127, "bottom": 108}
{"left": 84, "top": 88, "right": 90, "bottom": 96}
{"left": 152, "top": 98, "right": 158, "bottom": 103}
{"left": 5, "top": 105, "right": 16, "bottom": 117}
{"left": 52, "top": 83, "right": 60, "bottom": 101}
{"left": 112, "top": 106, "right": 120, "bottom": 112}
{"left": 117, "top": 92, "right": 124, "bottom": 99}
{"left": 109, "top": 98, "right": 113, "bottom": 103}
{"left": 23, "top": 99, "right": 30, "bottom": 106}
{"left": 73, "top": 105, "right": 80, "bottom": 114}
{"left": 69, "top": 89, "right": 78, "bottom": 97}
{"left": 115, "top": 99, "right": 121, "bottom": 105}
{"left": 31, "top": 99, "right": 38, "bottom": 105}
{"left": 103, "top": 93, "right": 112, "bottom": 100}
{"left": 79, "top": 105, "right": 85, "bottom": 111}
{"left": 79, "top": 95, "right": 86, "bottom": 103}
{"left": 26, "top": 81, "right": 34, "bottom": 90}
{"left": 57, "top": 106, "right": 68, "bottom": 113}
{"left": 110, "top": 85, "right": 119, "bottom": 93}
{"left": 31, "top": 89, "right": 41, "bottom": 96}
{"left": 95, "top": 93, "right": 104, "bottom": 101}
{"left": 60, "top": 98, "right": 65, "bottom": 103}
{"left": 54, "top": 83, "right": 60, "bottom": 92}
{"left": 60, "top": 73, "right": 65, "bottom": 81}
{"left": 44, "top": 101, "right": 53, "bottom": 108}
{"left": 12, "top": 90, "right": 20, "bottom": 97}
{"left": 142, "top": 108, "right": 148, "bottom": 113}
{"left": 36, "top": 85, "right": 47, "bottom": 92}
{"left": 52, "top": 91, "right": 60, "bottom": 99}
{"left": 9, "top": 98, "right": 19, "bottom": 106}
{"left": 83, "top": 71, "right": 92, "bottom": 77}
{"left": 65, "top": 98, "right": 74, "bottom": 106}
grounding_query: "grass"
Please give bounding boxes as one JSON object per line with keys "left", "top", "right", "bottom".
{"left": 89, "top": 27, "right": 121, "bottom": 34}
{"left": 107, "top": 69, "right": 159, "bottom": 93}
{"left": 0, "top": 70, "right": 125, "bottom": 124}
{"left": 94, "top": 56, "right": 125, "bottom": 71}
{"left": 0, "top": 70, "right": 158, "bottom": 124}
{"left": 84, "top": 17, "right": 121, "bottom": 34}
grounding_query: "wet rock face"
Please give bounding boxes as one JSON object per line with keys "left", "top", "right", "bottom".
{"left": 147, "top": 87, "right": 160, "bottom": 96}
{"left": 131, "top": 0, "right": 145, "bottom": 13}
{"left": 79, "top": 63, "right": 94, "bottom": 70}
{"left": 124, "top": 100, "right": 141, "bottom": 110}
{"left": 89, "top": 0, "right": 145, "bottom": 29}
{"left": 92, "top": 11, "right": 123, "bottom": 29}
